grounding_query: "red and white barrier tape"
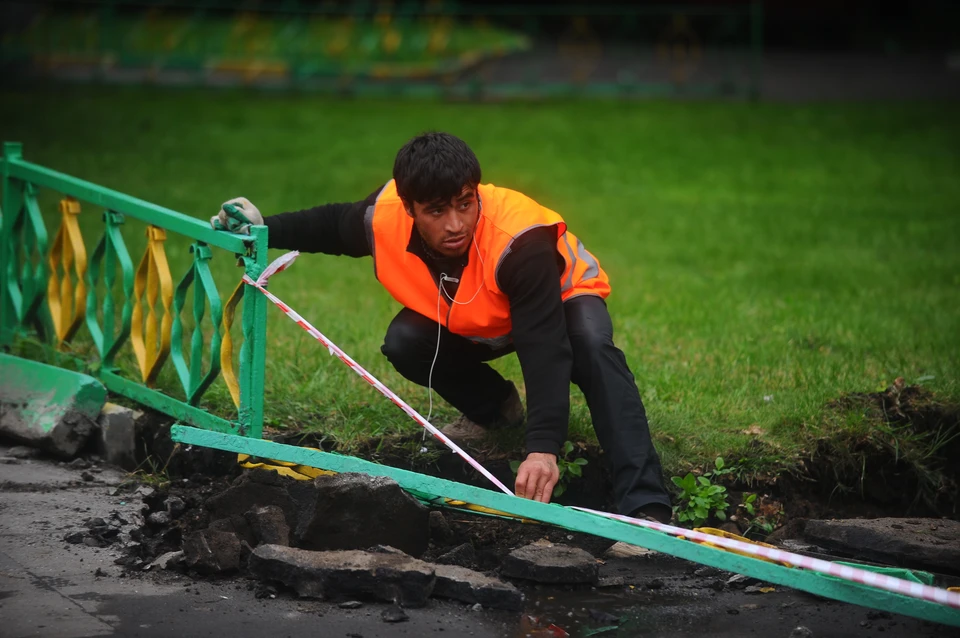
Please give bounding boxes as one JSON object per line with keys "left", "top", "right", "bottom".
{"left": 573, "top": 507, "right": 960, "bottom": 609}
{"left": 247, "top": 252, "right": 960, "bottom": 611}
{"left": 244, "top": 252, "right": 513, "bottom": 495}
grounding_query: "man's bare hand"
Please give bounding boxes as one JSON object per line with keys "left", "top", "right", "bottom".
{"left": 515, "top": 453, "right": 560, "bottom": 504}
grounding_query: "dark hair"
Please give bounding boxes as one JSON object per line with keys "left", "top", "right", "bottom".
{"left": 393, "top": 132, "right": 481, "bottom": 205}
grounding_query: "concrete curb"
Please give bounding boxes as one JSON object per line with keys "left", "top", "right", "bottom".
{"left": 0, "top": 353, "right": 105, "bottom": 458}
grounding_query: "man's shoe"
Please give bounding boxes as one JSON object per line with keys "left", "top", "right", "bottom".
{"left": 603, "top": 507, "right": 672, "bottom": 559}
{"left": 439, "top": 414, "right": 489, "bottom": 444}
{"left": 440, "top": 382, "right": 524, "bottom": 444}
{"left": 604, "top": 541, "right": 654, "bottom": 558}
{"left": 634, "top": 503, "right": 673, "bottom": 525}
{"left": 493, "top": 382, "right": 525, "bottom": 429}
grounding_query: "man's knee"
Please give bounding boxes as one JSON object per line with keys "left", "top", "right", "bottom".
{"left": 568, "top": 324, "right": 612, "bottom": 356}
{"left": 564, "top": 296, "right": 614, "bottom": 356}
{"left": 567, "top": 316, "right": 617, "bottom": 367}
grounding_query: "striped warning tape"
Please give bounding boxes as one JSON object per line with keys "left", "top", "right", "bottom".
{"left": 572, "top": 507, "right": 960, "bottom": 609}
{"left": 243, "top": 251, "right": 513, "bottom": 496}
{"left": 247, "top": 251, "right": 960, "bottom": 612}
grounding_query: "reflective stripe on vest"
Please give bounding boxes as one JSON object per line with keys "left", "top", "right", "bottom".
{"left": 363, "top": 182, "right": 391, "bottom": 279}
{"left": 368, "top": 181, "right": 610, "bottom": 343}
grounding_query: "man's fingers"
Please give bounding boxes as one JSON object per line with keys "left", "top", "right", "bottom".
{"left": 515, "top": 467, "right": 530, "bottom": 499}
{"left": 516, "top": 457, "right": 563, "bottom": 503}
{"left": 540, "top": 473, "right": 559, "bottom": 504}
{"left": 534, "top": 472, "right": 553, "bottom": 504}
{"left": 223, "top": 203, "right": 250, "bottom": 224}
{"left": 517, "top": 465, "right": 544, "bottom": 501}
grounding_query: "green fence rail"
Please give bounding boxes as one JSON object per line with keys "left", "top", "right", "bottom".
{"left": 0, "top": 1, "right": 763, "bottom": 99}
{"left": 0, "top": 141, "right": 268, "bottom": 437}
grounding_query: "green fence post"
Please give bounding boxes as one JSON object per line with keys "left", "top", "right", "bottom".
{"left": 1, "top": 142, "right": 24, "bottom": 347}
{"left": 238, "top": 225, "right": 267, "bottom": 438}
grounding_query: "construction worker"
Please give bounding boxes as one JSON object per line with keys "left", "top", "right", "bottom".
{"left": 212, "top": 132, "right": 672, "bottom": 523}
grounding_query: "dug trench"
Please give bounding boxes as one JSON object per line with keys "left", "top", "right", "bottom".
{"left": 124, "top": 381, "right": 960, "bottom": 563}
{"left": 21, "top": 383, "right": 960, "bottom": 636}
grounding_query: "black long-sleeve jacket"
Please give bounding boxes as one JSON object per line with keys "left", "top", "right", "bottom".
{"left": 264, "top": 186, "right": 573, "bottom": 457}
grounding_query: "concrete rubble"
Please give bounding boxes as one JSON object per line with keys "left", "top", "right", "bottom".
{"left": 804, "top": 517, "right": 960, "bottom": 574}
{"left": 63, "top": 514, "right": 126, "bottom": 548}
{"left": 96, "top": 402, "right": 141, "bottom": 470}
{"left": 433, "top": 563, "right": 524, "bottom": 610}
{"left": 293, "top": 473, "right": 430, "bottom": 557}
{"left": 182, "top": 529, "right": 242, "bottom": 574}
{"left": 246, "top": 543, "right": 524, "bottom": 611}
{"left": 149, "top": 550, "right": 185, "bottom": 570}
{"left": 6, "top": 445, "right": 40, "bottom": 459}
{"left": 245, "top": 505, "right": 290, "bottom": 546}
{"left": 501, "top": 541, "right": 600, "bottom": 584}
{"left": 435, "top": 542, "right": 477, "bottom": 567}
{"left": 205, "top": 469, "right": 430, "bottom": 557}
{"left": 248, "top": 544, "right": 436, "bottom": 606}
{"left": 0, "top": 353, "right": 105, "bottom": 458}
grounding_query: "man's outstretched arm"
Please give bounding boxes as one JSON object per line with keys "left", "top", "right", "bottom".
{"left": 498, "top": 227, "right": 573, "bottom": 503}
{"left": 214, "top": 185, "right": 386, "bottom": 257}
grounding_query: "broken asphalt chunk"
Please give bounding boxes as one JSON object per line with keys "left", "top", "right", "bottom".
{"left": 501, "top": 542, "right": 599, "bottom": 585}
{"left": 182, "top": 529, "right": 241, "bottom": 574}
{"left": 244, "top": 505, "right": 290, "bottom": 547}
{"left": 432, "top": 564, "right": 524, "bottom": 611}
{"left": 803, "top": 518, "right": 960, "bottom": 574}
{"left": 248, "top": 545, "right": 435, "bottom": 607}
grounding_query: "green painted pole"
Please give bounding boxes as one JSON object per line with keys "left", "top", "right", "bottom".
{"left": 238, "top": 225, "right": 268, "bottom": 438}
{"left": 21, "top": 183, "right": 52, "bottom": 341}
{"left": 0, "top": 143, "right": 24, "bottom": 347}
{"left": 170, "top": 425, "right": 960, "bottom": 628}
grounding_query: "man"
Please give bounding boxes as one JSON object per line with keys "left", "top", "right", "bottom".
{"left": 212, "top": 132, "right": 671, "bottom": 523}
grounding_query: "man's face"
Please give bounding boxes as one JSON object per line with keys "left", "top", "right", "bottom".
{"left": 407, "top": 186, "right": 480, "bottom": 258}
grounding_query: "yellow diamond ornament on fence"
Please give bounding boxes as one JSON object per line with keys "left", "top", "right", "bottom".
{"left": 131, "top": 225, "right": 173, "bottom": 386}
{"left": 47, "top": 197, "right": 87, "bottom": 345}
{"left": 220, "top": 280, "right": 245, "bottom": 408}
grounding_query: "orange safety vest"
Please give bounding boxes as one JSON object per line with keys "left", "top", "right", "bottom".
{"left": 366, "top": 181, "right": 610, "bottom": 347}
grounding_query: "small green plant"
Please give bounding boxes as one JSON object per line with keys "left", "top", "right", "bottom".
{"left": 671, "top": 456, "right": 730, "bottom": 527}
{"left": 128, "top": 454, "right": 173, "bottom": 489}
{"left": 510, "top": 440, "right": 588, "bottom": 498}
{"left": 736, "top": 492, "right": 784, "bottom": 537}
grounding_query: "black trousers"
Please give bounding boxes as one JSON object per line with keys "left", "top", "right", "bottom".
{"left": 381, "top": 295, "right": 671, "bottom": 516}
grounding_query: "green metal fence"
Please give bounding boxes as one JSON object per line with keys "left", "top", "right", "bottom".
{"left": 0, "top": 141, "right": 268, "bottom": 437}
{"left": 1, "top": 1, "right": 764, "bottom": 99}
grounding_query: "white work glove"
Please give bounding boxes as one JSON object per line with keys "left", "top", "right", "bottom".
{"left": 210, "top": 197, "right": 264, "bottom": 235}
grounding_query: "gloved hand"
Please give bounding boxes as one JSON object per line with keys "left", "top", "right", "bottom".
{"left": 210, "top": 197, "right": 264, "bottom": 235}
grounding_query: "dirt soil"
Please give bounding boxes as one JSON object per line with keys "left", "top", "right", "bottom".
{"left": 121, "top": 382, "right": 958, "bottom": 569}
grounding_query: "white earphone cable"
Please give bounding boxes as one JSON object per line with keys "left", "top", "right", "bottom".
{"left": 424, "top": 212, "right": 486, "bottom": 436}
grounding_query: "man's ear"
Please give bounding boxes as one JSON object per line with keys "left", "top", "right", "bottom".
{"left": 401, "top": 199, "right": 414, "bottom": 218}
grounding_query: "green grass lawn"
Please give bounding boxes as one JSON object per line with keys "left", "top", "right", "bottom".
{"left": 2, "top": 86, "right": 958, "bottom": 481}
